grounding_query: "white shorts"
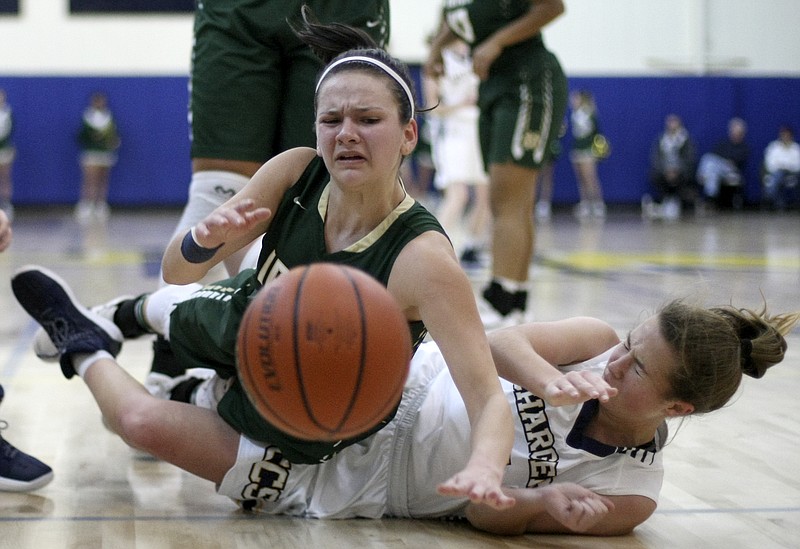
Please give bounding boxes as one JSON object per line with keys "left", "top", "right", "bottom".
{"left": 0, "top": 147, "right": 15, "bottom": 164}
{"left": 430, "top": 108, "right": 488, "bottom": 190}
{"left": 215, "top": 341, "right": 446, "bottom": 518}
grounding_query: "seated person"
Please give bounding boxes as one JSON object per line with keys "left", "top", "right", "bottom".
{"left": 696, "top": 117, "right": 750, "bottom": 208}
{"left": 644, "top": 114, "right": 697, "bottom": 220}
{"left": 762, "top": 125, "right": 800, "bottom": 210}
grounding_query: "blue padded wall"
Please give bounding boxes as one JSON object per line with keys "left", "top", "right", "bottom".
{"left": 1, "top": 74, "right": 798, "bottom": 206}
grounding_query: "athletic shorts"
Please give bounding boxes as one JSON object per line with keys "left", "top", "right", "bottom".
{"left": 477, "top": 49, "right": 567, "bottom": 170}
{"left": 80, "top": 151, "right": 117, "bottom": 168}
{"left": 190, "top": 0, "right": 390, "bottom": 162}
{"left": 429, "top": 108, "right": 488, "bottom": 190}
{"left": 216, "top": 341, "right": 444, "bottom": 518}
{"left": 168, "top": 268, "right": 397, "bottom": 464}
{"left": 0, "top": 147, "right": 15, "bottom": 164}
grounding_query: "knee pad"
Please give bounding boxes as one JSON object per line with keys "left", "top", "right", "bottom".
{"left": 171, "top": 171, "right": 251, "bottom": 238}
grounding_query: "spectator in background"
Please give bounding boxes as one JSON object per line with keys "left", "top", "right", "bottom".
{"left": 762, "top": 125, "right": 800, "bottom": 211}
{"left": 696, "top": 117, "right": 749, "bottom": 210}
{"left": 569, "top": 90, "right": 607, "bottom": 221}
{"left": 0, "top": 89, "right": 15, "bottom": 220}
{"left": 75, "top": 92, "right": 120, "bottom": 223}
{"left": 424, "top": 37, "right": 490, "bottom": 269}
{"left": 643, "top": 114, "right": 697, "bottom": 221}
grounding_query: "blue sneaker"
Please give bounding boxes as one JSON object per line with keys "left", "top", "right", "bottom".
{"left": 0, "top": 385, "right": 54, "bottom": 492}
{"left": 11, "top": 265, "right": 123, "bottom": 379}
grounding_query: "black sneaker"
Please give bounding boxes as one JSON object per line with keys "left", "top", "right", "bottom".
{"left": 0, "top": 385, "right": 54, "bottom": 492}
{"left": 11, "top": 265, "right": 123, "bottom": 379}
{"left": 459, "top": 247, "right": 483, "bottom": 269}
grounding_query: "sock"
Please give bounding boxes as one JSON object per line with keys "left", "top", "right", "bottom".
{"left": 482, "top": 281, "right": 517, "bottom": 316}
{"left": 73, "top": 350, "right": 115, "bottom": 378}
{"left": 114, "top": 295, "right": 152, "bottom": 338}
{"left": 513, "top": 290, "right": 528, "bottom": 312}
{"left": 150, "top": 336, "right": 186, "bottom": 378}
{"left": 170, "top": 377, "right": 205, "bottom": 403}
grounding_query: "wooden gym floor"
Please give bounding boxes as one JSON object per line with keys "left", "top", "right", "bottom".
{"left": 0, "top": 205, "right": 798, "bottom": 548}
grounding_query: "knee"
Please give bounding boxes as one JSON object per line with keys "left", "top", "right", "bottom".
{"left": 114, "top": 400, "right": 169, "bottom": 453}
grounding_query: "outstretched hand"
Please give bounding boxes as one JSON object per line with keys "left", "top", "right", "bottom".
{"left": 542, "top": 483, "right": 615, "bottom": 533}
{"left": 543, "top": 370, "right": 617, "bottom": 407}
{"left": 193, "top": 199, "right": 271, "bottom": 249}
{"left": 437, "top": 462, "right": 516, "bottom": 510}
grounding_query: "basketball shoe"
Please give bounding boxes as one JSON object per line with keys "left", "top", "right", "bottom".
{"left": 32, "top": 294, "right": 134, "bottom": 363}
{"left": 11, "top": 265, "right": 124, "bottom": 378}
{"left": 478, "top": 281, "right": 529, "bottom": 330}
{"left": 0, "top": 384, "right": 54, "bottom": 492}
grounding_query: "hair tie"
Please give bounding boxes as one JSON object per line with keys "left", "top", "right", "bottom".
{"left": 740, "top": 338, "right": 763, "bottom": 379}
{"left": 740, "top": 338, "right": 752, "bottom": 359}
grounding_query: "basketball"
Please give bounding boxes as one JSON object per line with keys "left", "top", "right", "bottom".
{"left": 236, "top": 263, "right": 412, "bottom": 441}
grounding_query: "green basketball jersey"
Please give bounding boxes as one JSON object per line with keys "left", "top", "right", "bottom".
{"left": 254, "top": 156, "right": 443, "bottom": 351}
{"left": 443, "top": 0, "right": 547, "bottom": 74}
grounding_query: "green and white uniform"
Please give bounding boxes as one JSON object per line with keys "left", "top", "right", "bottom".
{"left": 442, "top": 0, "right": 567, "bottom": 169}
{"left": 190, "top": 0, "right": 391, "bottom": 162}
{"left": 570, "top": 103, "right": 600, "bottom": 161}
{"left": 168, "top": 155, "right": 445, "bottom": 463}
{"left": 78, "top": 107, "right": 120, "bottom": 167}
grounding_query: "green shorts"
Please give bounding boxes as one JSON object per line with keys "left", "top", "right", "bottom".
{"left": 168, "top": 269, "right": 394, "bottom": 464}
{"left": 190, "top": 0, "right": 390, "bottom": 162}
{"left": 477, "top": 49, "right": 567, "bottom": 170}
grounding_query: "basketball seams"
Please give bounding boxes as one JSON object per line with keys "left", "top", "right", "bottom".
{"left": 292, "top": 265, "right": 324, "bottom": 433}
{"left": 334, "top": 266, "right": 369, "bottom": 433}
{"left": 237, "top": 288, "right": 288, "bottom": 433}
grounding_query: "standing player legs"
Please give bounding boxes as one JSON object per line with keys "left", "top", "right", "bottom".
{"left": 478, "top": 162, "right": 538, "bottom": 327}
{"left": 489, "top": 163, "right": 538, "bottom": 281}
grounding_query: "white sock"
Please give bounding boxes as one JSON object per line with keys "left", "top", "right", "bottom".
{"left": 495, "top": 276, "right": 527, "bottom": 293}
{"left": 73, "top": 350, "right": 115, "bottom": 378}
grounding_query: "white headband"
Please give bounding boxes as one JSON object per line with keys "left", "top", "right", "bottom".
{"left": 315, "top": 55, "right": 415, "bottom": 119}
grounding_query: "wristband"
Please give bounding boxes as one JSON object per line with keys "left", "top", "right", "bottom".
{"left": 180, "top": 228, "right": 223, "bottom": 264}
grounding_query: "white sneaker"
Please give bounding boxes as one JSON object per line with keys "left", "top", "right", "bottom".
{"left": 93, "top": 201, "right": 110, "bottom": 222}
{"left": 74, "top": 200, "right": 93, "bottom": 224}
{"left": 573, "top": 201, "right": 592, "bottom": 220}
{"left": 592, "top": 201, "right": 606, "bottom": 218}
{"left": 32, "top": 295, "right": 133, "bottom": 362}
{"left": 535, "top": 201, "right": 551, "bottom": 221}
{"left": 662, "top": 197, "right": 681, "bottom": 221}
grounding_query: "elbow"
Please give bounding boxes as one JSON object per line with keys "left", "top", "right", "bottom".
{"left": 161, "top": 260, "right": 196, "bottom": 286}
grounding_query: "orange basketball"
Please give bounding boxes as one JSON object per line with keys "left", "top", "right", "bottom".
{"left": 236, "top": 263, "right": 411, "bottom": 441}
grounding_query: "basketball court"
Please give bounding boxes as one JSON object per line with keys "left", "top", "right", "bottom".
{"left": 0, "top": 206, "right": 797, "bottom": 548}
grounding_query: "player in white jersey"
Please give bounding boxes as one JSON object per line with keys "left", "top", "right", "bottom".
{"left": 219, "top": 343, "right": 658, "bottom": 521}
{"left": 424, "top": 38, "right": 490, "bottom": 267}
{"left": 214, "top": 300, "right": 796, "bottom": 534}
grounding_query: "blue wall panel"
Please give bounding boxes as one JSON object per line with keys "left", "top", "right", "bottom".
{"left": 0, "top": 76, "right": 191, "bottom": 206}
{"left": 556, "top": 76, "right": 800, "bottom": 205}
{"left": 1, "top": 74, "right": 798, "bottom": 207}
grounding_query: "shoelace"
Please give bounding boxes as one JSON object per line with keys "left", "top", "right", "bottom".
{"left": 0, "top": 420, "right": 20, "bottom": 459}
